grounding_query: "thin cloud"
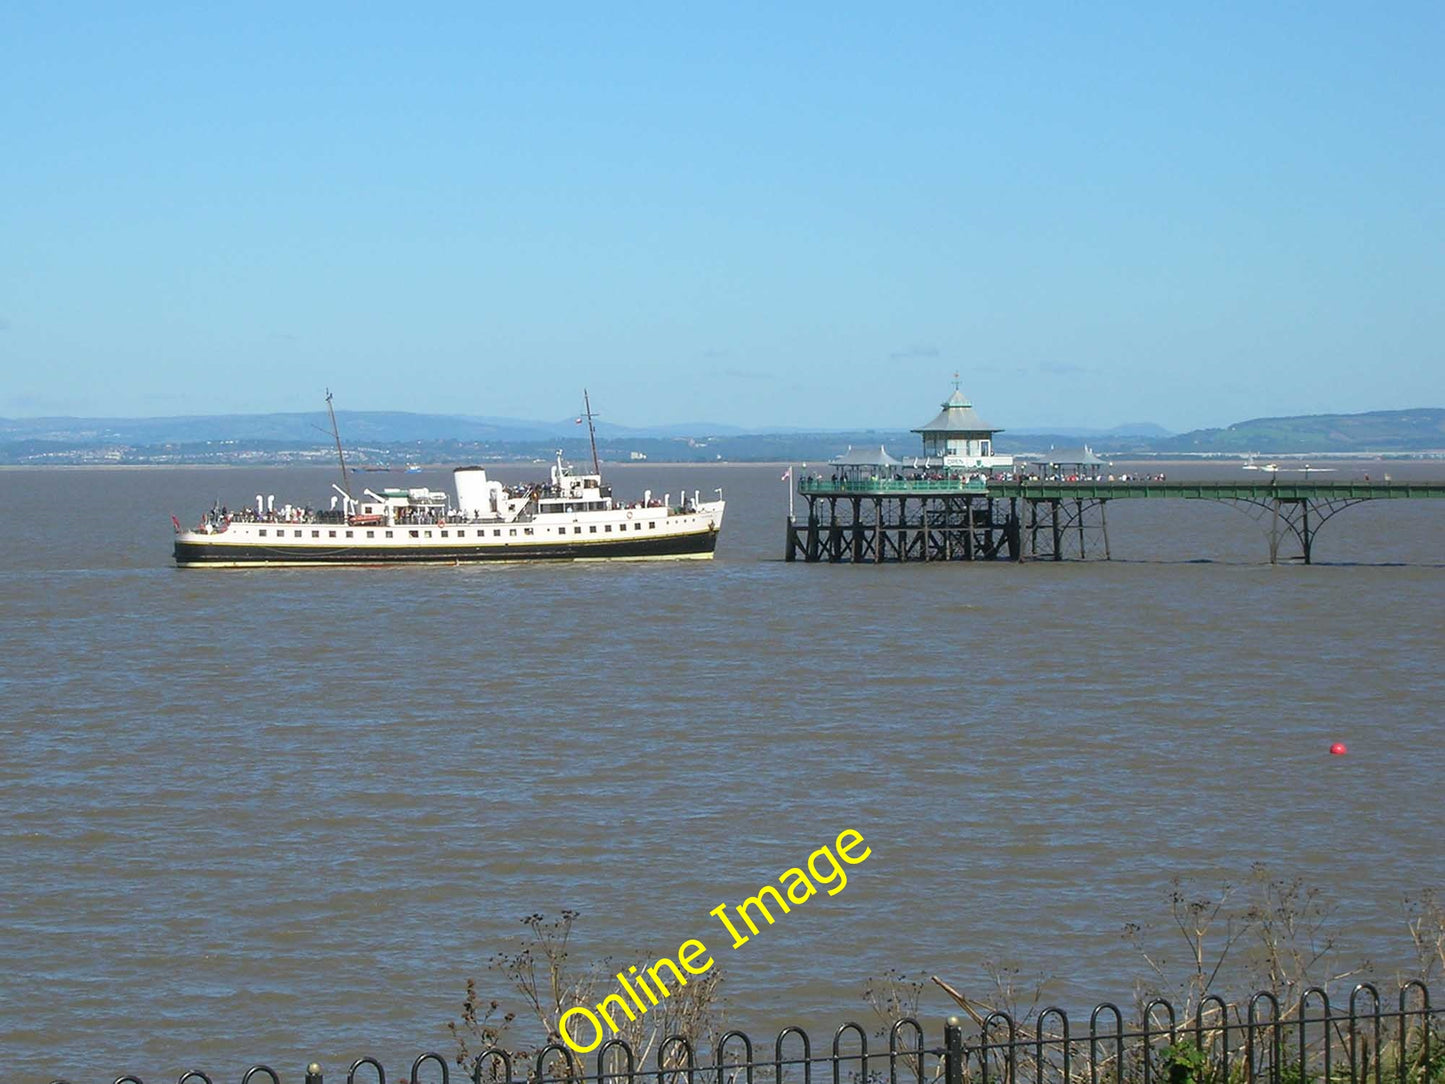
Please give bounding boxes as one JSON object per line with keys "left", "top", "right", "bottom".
{"left": 889, "top": 344, "right": 941, "bottom": 360}
{"left": 4, "top": 392, "right": 75, "bottom": 414}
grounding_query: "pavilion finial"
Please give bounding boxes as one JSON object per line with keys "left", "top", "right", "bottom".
{"left": 952, "top": 370, "right": 960, "bottom": 390}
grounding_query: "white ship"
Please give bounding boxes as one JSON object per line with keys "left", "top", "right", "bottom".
{"left": 172, "top": 392, "right": 724, "bottom": 568}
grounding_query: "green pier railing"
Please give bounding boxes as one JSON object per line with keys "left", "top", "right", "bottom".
{"left": 798, "top": 478, "right": 1445, "bottom": 500}
{"left": 798, "top": 477, "right": 989, "bottom": 494}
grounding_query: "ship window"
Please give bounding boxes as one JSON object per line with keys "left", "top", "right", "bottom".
{"left": 410, "top": 530, "right": 419, "bottom": 538}
{"left": 493, "top": 529, "right": 501, "bottom": 537}
{"left": 574, "top": 526, "right": 582, "bottom": 534}
{"left": 312, "top": 530, "right": 319, "bottom": 538}
{"left": 605, "top": 524, "right": 612, "bottom": 532}
{"left": 366, "top": 530, "right": 374, "bottom": 538}
{"left": 456, "top": 530, "right": 465, "bottom": 537}
{"left": 649, "top": 521, "right": 656, "bottom": 529}
{"left": 385, "top": 530, "right": 393, "bottom": 538}
{"left": 524, "top": 528, "right": 533, "bottom": 535}
{"left": 294, "top": 530, "right": 302, "bottom": 538}
{"left": 259, "top": 529, "right": 267, "bottom": 537}
{"left": 329, "top": 530, "right": 336, "bottom": 538}
{"left": 440, "top": 530, "right": 448, "bottom": 537}
{"left": 425, "top": 531, "right": 432, "bottom": 538}
{"left": 509, "top": 528, "right": 516, "bottom": 536}
{"left": 346, "top": 530, "right": 354, "bottom": 538}
{"left": 589, "top": 525, "right": 597, "bottom": 534}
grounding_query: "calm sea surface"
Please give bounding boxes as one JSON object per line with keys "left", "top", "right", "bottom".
{"left": 1, "top": 461, "right": 1442, "bottom": 1082}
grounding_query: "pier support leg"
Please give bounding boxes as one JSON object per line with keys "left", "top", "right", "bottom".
{"left": 1076, "top": 498, "right": 1086, "bottom": 559}
{"left": 1269, "top": 500, "right": 1280, "bottom": 565}
{"left": 1051, "top": 500, "right": 1062, "bottom": 561}
{"left": 785, "top": 518, "right": 797, "bottom": 561}
{"left": 1100, "top": 500, "right": 1112, "bottom": 561}
{"left": 1302, "top": 501, "right": 1312, "bottom": 565}
{"left": 965, "top": 499, "right": 975, "bottom": 561}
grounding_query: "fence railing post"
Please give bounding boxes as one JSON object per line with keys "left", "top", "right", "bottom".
{"left": 307, "top": 1062, "right": 324, "bottom": 1084}
{"left": 945, "top": 1017, "right": 965, "bottom": 1084}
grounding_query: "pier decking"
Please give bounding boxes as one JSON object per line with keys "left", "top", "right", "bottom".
{"left": 785, "top": 478, "right": 1445, "bottom": 565}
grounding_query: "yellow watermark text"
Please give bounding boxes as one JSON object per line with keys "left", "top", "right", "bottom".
{"left": 558, "top": 829, "right": 871, "bottom": 1054}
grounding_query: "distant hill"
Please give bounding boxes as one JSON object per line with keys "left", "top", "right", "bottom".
{"left": 1, "top": 408, "right": 1441, "bottom": 464}
{"left": 1010, "top": 422, "right": 1174, "bottom": 439}
{"left": 1154, "top": 409, "right": 1445, "bottom": 454}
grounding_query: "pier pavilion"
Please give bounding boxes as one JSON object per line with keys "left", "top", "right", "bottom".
{"left": 911, "top": 386, "right": 1014, "bottom": 473}
{"left": 829, "top": 445, "right": 903, "bottom": 482}
{"left": 1039, "top": 446, "right": 1107, "bottom": 480}
{"left": 785, "top": 384, "right": 1445, "bottom": 565}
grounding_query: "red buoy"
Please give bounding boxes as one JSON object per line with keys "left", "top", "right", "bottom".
{"left": 1330, "top": 742, "right": 1348, "bottom": 756}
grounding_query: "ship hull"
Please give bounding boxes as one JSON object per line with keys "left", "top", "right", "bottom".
{"left": 174, "top": 527, "right": 719, "bottom": 567}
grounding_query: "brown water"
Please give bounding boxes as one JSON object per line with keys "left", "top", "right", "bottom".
{"left": 1, "top": 461, "right": 1443, "bottom": 1082}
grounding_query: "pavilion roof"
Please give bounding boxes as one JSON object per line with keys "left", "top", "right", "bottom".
{"left": 831, "top": 445, "right": 902, "bottom": 467}
{"left": 1039, "top": 446, "right": 1107, "bottom": 466}
{"left": 912, "top": 389, "right": 1002, "bottom": 435}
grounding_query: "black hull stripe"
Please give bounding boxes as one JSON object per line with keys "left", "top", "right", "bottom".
{"left": 175, "top": 531, "right": 718, "bottom": 565}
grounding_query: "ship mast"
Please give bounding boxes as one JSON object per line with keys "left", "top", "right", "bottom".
{"left": 325, "top": 389, "right": 352, "bottom": 502}
{"left": 582, "top": 388, "right": 601, "bottom": 477}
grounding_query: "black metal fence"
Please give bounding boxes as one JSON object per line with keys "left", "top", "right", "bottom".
{"left": 48, "top": 981, "right": 1442, "bottom": 1084}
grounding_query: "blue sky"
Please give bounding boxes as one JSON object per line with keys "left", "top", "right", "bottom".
{"left": 2, "top": 3, "right": 1441, "bottom": 431}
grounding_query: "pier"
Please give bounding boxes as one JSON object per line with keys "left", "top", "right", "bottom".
{"left": 783, "top": 382, "right": 1445, "bottom": 565}
{"left": 785, "top": 476, "right": 1445, "bottom": 564}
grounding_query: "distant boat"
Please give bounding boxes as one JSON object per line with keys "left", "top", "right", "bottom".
{"left": 404, "top": 464, "right": 423, "bottom": 474}
{"left": 1242, "top": 454, "right": 1335, "bottom": 474}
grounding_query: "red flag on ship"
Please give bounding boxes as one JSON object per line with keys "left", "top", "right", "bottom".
{"left": 171, "top": 514, "right": 182, "bottom": 533}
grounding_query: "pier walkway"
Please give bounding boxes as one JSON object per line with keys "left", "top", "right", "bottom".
{"left": 787, "top": 478, "right": 1445, "bottom": 564}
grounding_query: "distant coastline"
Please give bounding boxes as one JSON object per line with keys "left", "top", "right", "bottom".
{"left": 2, "top": 407, "right": 1442, "bottom": 466}
{"left": 5, "top": 454, "right": 1445, "bottom": 473}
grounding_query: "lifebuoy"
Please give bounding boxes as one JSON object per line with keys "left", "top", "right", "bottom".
{"left": 626, "top": 510, "right": 633, "bottom": 520}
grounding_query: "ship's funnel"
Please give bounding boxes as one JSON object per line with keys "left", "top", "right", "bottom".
{"left": 454, "top": 467, "right": 490, "bottom": 518}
